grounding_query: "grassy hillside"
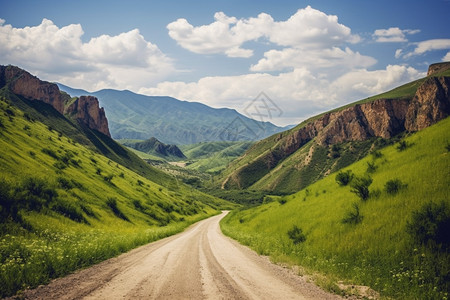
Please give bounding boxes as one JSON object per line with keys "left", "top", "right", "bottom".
{"left": 217, "top": 67, "right": 450, "bottom": 194}
{"left": 0, "top": 95, "right": 231, "bottom": 297}
{"left": 221, "top": 117, "right": 450, "bottom": 299}
{"left": 180, "top": 141, "right": 253, "bottom": 174}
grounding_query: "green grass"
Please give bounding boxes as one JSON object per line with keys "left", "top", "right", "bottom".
{"left": 217, "top": 69, "right": 450, "bottom": 195}
{"left": 0, "top": 97, "right": 225, "bottom": 297}
{"left": 221, "top": 117, "right": 450, "bottom": 299}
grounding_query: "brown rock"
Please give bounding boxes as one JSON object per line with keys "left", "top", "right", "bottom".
{"left": 427, "top": 62, "right": 450, "bottom": 76}
{"left": 0, "top": 65, "right": 64, "bottom": 114}
{"left": 65, "top": 96, "right": 111, "bottom": 137}
{"left": 405, "top": 76, "right": 450, "bottom": 131}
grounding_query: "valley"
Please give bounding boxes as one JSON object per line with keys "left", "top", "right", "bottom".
{"left": 0, "top": 62, "right": 449, "bottom": 299}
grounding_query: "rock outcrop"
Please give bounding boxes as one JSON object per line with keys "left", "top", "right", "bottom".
{"left": 0, "top": 65, "right": 64, "bottom": 113}
{"left": 0, "top": 65, "right": 111, "bottom": 137}
{"left": 65, "top": 96, "right": 111, "bottom": 137}
{"left": 427, "top": 62, "right": 450, "bottom": 76}
{"left": 405, "top": 76, "right": 450, "bottom": 131}
{"left": 223, "top": 67, "right": 450, "bottom": 191}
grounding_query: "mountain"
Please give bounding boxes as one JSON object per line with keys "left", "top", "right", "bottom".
{"left": 219, "top": 62, "right": 450, "bottom": 194}
{"left": 0, "top": 65, "right": 232, "bottom": 297}
{"left": 57, "top": 84, "right": 290, "bottom": 144}
{"left": 121, "top": 137, "right": 186, "bottom": 160}
{"left": 221, "top": 116, "right": 450, "bottom": 299}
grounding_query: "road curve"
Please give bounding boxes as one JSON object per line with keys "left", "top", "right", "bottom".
{"left": 19, "top": 212, "right": 341, "bottom": 299}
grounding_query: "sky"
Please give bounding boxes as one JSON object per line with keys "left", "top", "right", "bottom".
{"left": 1, "top": 0, "right": 449, "bottom": 126}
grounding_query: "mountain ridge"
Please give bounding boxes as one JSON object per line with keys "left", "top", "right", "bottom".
{"left": 219, "top": 62, "right": 450, "bottom": 193}
{"left": 57, "top": 83, "right": 291, "bottom": 144}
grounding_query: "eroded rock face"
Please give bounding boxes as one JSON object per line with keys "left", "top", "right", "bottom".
{"left": 405, "top": 76, "right": 450, "bottom": 131}
{"left": 65, "top": 96, "right": 111, "bottom": 137}
{"left": 0, "top": 65, "right": 64, "bottom": 113}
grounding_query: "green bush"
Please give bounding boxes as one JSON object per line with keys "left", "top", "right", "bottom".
{"left": 51, "top": 200, "right": 86, "bottom": 223}
{"left": 396, "top": 140, "right": 412, "bottom": 151}
{"left": 106, "top": 197, "right": 129, "bottom": 221}
{"left": 335, "top": 170, "right": 354, "bottom": 186}
{"left": 384, "top": 178, "right": 407, "bottom": 195}
{"left": 287, "top": 225, "right": 306, "bottom": 244}
{"left": 342, "top": 202, "right": 363, "bottom": 224}
{"left": 366, "top": 161, "right": 377, "bottom": 173}
{"left": 350, "top": 175, "right": 372, "bottom": 201}
{"left": 406, "top": 201, "right": 450, "bottom": 250}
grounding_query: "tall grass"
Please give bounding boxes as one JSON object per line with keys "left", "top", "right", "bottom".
{"left": 0, "top": 97, "right": 220, "bottom": 297}
{"left": 221, "top": 117, "right": 450, "bottom": 299}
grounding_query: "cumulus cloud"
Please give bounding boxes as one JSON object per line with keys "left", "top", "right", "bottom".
{"left": 403, "top": 39, "right": 450, "bottom": 58}
{"left": 167, "top": 6, "right": 360, "bottom": 58}
{"left": 443, "top": 52, "right": 450, "bottom": 61}
{"left": 373, "top": 27, "right": 420, "bottom": 43}
{"left": 251, "top": 47, "right": 376, "bottom": 72}
{"left": 141, "top": 65, "right": 423, "bottom": 126}
{"left": 0, "top": 18, "right": 175, "bottom": 91}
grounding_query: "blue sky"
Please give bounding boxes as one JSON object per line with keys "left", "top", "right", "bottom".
{"left": 1, "top": 0, "right": 449, "bottom": 125}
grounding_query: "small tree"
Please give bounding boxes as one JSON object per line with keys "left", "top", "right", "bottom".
{"left": 385, "top": 179, "right": 407, "bottom": 195}
{"left": 287, "top": 225, "right": 306, "bottom": 244}
{"left": 335, "top": 170, "right": 354, "bottom": 186}
{"left": 342, "top": 202, "right": 363, "bottom": 225}
{"left": 406, "top": 201, "right": 450, "bottom": 250}
{"left": 350, "top": 176, "right": 372, "bottom": 201}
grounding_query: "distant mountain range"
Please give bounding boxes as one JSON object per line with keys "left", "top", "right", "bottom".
{"left": 57, "top": 84, "right": 292, "bottom": 144}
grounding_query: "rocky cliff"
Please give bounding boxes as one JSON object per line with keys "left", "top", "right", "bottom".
{"left": 65, "top": 96, "right": 111, "bottom": 137}
{"left": 0, "top": 65, "right": 111, "bottom": 137}
{"left": 0, "top": 65, "right": 64, "bottom": 113}
{"left": 222, "top": 63, "right": 450, "bottom": 191}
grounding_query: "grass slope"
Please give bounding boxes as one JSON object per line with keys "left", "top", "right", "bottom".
{"left": 221, "top": 117, "right": 450, "bottom": 299}
{"left": 0, "top": 96, "right": 229, "bottom": 297}
{"left": 218, "top": 67, "right": 450, "bottom": 194}
{"left": 180, "top": 141, "right": 253, "bottom": 174}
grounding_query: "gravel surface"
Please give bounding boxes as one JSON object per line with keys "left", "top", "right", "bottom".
{"left": 16, "top": 212, "right": 342, "bottom": 299}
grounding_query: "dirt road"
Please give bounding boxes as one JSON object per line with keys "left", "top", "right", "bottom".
{"left": 19, "top": 212, "right": 341, "bottom": 299}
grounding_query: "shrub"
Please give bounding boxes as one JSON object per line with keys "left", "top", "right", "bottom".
{"left": 57, "top": 177, "right": 74, "bottom": 190}
{"left": 366, "top": 161, "right": 377, "bottom": 173}
{"left": 137, "top": 179, "right": 144, "bottom": 186}
{"left": 342, "top": 202, "right": 363, "bottom": 224}
{"left": 103, "top": 174, "right": 114, "bottom": 183}
{"left": 96, "top": 168, "right": 102, "bottom": 175}
{"left": 278, "top": 198, "right": 287, "bottom": 205}
{"left": 287, "top": 225, "right": 306, "bottom": 244}
{"left": 106, "top": 197, "right": 129, "bottom": 221}
{"left": 396, "top": 140, "right": 411, "bottom": 151}
{"left": 350, "top": 175, "right": 372, "bottom": 201}
{"left": 41, "top": 148, "right": 58, "bottom": 159}
{"left": 371, "top": 150, "right": 383, "bottom": 159}
{"left": 335, "top": 170, "right": 354, "bottom": 186}
{"left": 51, "top": 200, "right": 86, "bottom": 223}
{"left": 384, "top": 178, "right": 407, "bottom": 195}
{"left": 445, "top": 141, "right": 450, "bottom": 152}
{"left": 16, "top": 177, "right": 58, "bottom": 211}
{"left": 406, "top": 201, "right": 450, "bottom": 250}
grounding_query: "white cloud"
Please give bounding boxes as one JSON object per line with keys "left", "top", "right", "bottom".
{"left": 141, "top": 64, "right": 423, "bottom": 126}
{"left": 167, "top": 6, "right": 360, "bottom": 58}
{"left": 443, "top": 52, "right": 450, "bottom": 61}
{"left": 403, "top": 39, "right": 450, "bottom": 58}
{"left": 269, "top": 6, "right": 360, "bottom": 47}
{"left": 0, "top": 19, "right": 175, "bottom": 91}
{"left": 167, "top": 12, "right": 269, "bottom": 58}
{"left": 373, "top": 27, "right": 420, "bottom": 43}
{"left": 251, "top": 47, "right": 376, "bottom": 73}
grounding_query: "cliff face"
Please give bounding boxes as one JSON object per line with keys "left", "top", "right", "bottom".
{"left": 0, "top": 65, "right": 64, "bottom": 114}
{"left": 0, "top": 65, "right": 111, "bottom": 137}
{"left": 405, "top": 76, "right": 450, "bottom": 131}
{"left": 65, "top": 96, "right": 111, "bottom": 137}
{"left": 223, "top": 69, "right": 450, "bottom": 191}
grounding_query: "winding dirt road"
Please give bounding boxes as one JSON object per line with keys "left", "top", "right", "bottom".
{"left": 19, "top": 212, "right": 341, "bottom": 299}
